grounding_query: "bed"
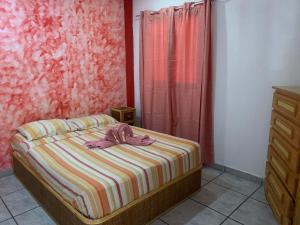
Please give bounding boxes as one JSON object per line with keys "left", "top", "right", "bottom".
{"left": 11, "top": 114, "right": 202, "bottom": 225}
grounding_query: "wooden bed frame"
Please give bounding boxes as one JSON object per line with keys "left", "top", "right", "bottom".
{"left": 13, "top": 152, "right": 201, "bottom": 225}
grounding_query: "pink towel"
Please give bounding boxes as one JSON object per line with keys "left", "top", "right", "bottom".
{"left": 84, "top": 124, "right": 155, "bottom": 149}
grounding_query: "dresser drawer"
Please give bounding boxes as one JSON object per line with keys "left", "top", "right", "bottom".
{"left": 268, "top": 146, "right": 298, "bottom": 198}
{"left": 269, "top": 128, "right": 300, "bottom": 173}
{"left": 265, "top": 163, "right": 294, "bottom": 218}
{"left": 123, "top": 111, "right": 135, "bottom": 121}
{"left": 265, "top": 186, "right": 292, "bottom": 225}
{"left": 111, "top": 107, "right": 135, "bottom": 125}
{"left": 271, "top": 111, "right": 300, "bottom": 149}
{"left": 294, "top": 182, "right": 300, "bottom": 225}
{"left": 273, "top": 92, "right": 300, "bottom": 125}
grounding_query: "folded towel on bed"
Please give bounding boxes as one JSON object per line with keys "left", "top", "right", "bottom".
{"left": 84, "top": 123, "right": 155, "bottom": 149}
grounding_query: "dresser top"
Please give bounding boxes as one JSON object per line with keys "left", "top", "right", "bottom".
{"left": 273, "top": 86, "right": 300, "bottom": 100}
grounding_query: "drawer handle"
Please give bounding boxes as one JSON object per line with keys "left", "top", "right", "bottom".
{"left": 275, "top": 119, "right": 292, "bottom": 137}
{"left": 271, "top": 156, "right": 288, "bottom": 181}
{"left": 277, "top": 99, "right": 296, "bottom": 114}
{"left": 273, "top": 138, "right": 289, "bottom": 160}
{"left": 269, "top": 174, "right": 283, "bottom": 202}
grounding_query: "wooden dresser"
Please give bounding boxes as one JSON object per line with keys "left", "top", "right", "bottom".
{"left": 265, "top": 86, "right": 300, "bottom": 225}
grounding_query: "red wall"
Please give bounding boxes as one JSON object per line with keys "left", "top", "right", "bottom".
{"left": 0, "top": 0, "right": 127, "bottom": 170}
{"left": 124, "top": 0, "right": 134, "bottom": 107}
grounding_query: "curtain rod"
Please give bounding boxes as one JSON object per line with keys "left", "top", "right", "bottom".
{"left": 135, "top": 1, "right": 206, "bottom": 18}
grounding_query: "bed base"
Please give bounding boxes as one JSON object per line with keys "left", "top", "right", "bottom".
{"left": 13, "top": 153, "right": 201, "bottom": 225}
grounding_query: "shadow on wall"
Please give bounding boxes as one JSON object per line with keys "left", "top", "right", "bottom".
{"left": 266, "top": 1, "right": 300, "bottom": 85}
{"left": 212, "top": 0, "right": 229, "bottom": 164}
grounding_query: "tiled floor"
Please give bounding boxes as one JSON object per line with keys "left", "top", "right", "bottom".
{"left": 0, "top": 167, "right": 278, "bottom": 225}
{"left": 0, "top": 175, "right": 54, "bottom": 225}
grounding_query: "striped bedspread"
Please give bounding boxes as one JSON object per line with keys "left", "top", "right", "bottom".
{"left": 12, "top": 125, "right": 201, "bottom": 219}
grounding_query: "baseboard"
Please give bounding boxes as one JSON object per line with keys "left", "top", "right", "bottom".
{"left": 210, "top": 163, "right": 225, "bottom": 172}
{"left": 212, "top": 163, "right": 264, "bottom": 184}
{"left": 0, "top": 168, "right": 13, "bottom": 178}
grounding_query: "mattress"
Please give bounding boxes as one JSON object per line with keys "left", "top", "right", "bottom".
{"left": 11, "top": 124, "right": 201, "bottom": 219}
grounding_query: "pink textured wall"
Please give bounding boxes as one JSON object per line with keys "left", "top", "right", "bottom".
{"left": 0, "top": 0, "right": 127, "bottom": 170}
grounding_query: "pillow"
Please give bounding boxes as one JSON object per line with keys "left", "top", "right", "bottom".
{"left": 67, "top": 114, "right": 117, "bottom": 130}
{"left": 17, "top": 119, "right": 73, "bottom": 141}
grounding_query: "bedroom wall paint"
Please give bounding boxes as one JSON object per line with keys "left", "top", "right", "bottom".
{"left": 133, "top": 0, "right": 300, "bottom": 177}
{"left": 213, "top": 0, "right": 300, "bottom": 177}
{"left": 0, "top": 0, "right": 127, "bottom": 170}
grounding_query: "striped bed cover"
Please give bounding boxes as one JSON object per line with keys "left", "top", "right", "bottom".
{"left": 12, "top": 125, "right": 201, "bottom": 219}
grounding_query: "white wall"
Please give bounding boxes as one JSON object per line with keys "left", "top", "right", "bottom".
{"left": 133, "top": 0, "right": 300, "bottom": 177}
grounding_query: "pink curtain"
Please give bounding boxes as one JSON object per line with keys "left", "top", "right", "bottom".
{"left": 139, "top": 1, "right": 213, "bottom": 164}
